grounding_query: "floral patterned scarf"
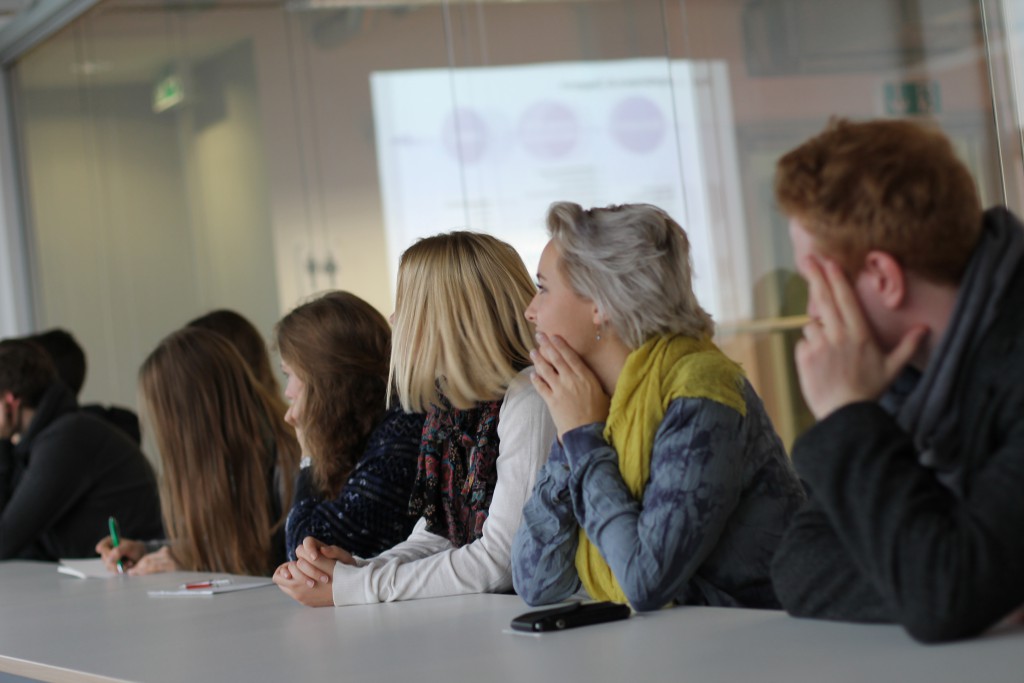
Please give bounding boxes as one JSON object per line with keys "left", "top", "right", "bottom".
{"left": 408, "top": 397, "right": 503, "bottom": 547}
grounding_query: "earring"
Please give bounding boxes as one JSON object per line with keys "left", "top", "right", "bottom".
{"left": 595, "top": 324, "right": 602, "bottom": 341}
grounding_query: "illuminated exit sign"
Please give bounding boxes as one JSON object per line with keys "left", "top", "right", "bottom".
{"left": 153, "top": 74, "right": 185, "bottom": 114}
{"left": 884, "top": 80, "right": 941, "bottom": 116}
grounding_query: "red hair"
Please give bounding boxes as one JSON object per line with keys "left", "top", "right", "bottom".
{"left": 775, "top": 118, "right": 983, "bottom": 283}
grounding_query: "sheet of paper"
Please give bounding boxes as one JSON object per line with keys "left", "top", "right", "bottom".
{"left": 147, "top": 578, "right": 274, "bottom": 597}
{"left": 57, "top": 558, "right": 116, "bottom": 579}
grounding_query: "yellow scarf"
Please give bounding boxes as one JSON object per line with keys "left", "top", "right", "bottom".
{"left": 574, "top": 334, "right": 746, "bottom": 606}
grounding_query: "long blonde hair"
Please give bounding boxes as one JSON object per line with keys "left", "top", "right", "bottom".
{"left": 138, "top": 328, "right": 300, "bottom": 576}
{"left": 390, "top": 232, "right": 535, "bottom": 411}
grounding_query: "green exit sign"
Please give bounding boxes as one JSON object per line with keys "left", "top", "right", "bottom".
{"left": 884, "top": 80, "right": 941, "bottom": 116}
{"left": 153, "top": 74, "right": 185, "bottom": 114}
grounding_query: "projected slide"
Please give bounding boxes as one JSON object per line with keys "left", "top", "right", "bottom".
{"left": 370, "top": 58, "right": 750, "bottom": 323}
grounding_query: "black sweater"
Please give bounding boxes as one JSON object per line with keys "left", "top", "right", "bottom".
{"left": 0, "top": 383, "right": 162, "bottom": 560}
{"left": 771, "top": 262, "right": 1024, "bottom": 643}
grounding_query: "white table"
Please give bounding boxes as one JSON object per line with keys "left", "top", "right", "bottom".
{"left": 0, "top": 560, "right": 1022, "bottom": 683}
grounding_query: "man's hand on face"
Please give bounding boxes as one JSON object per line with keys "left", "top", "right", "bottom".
{"left": 795, "top": 257, "right": 928, "bottom": 420}
{"left": 0, "top": 393, "right": 19, "bottom": 441}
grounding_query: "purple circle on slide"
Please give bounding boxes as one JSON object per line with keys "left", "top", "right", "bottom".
{"left": 610, "top": 96, "right": 665, "bottom": 154}
{"left": 441, "top": 108, "right": 487, "bottom": 164}
{"left": 518, "top": 100, "right": 578, "bottom": 159}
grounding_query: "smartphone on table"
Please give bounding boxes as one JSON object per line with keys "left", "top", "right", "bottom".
{"left": 510, "top": 601, "right": 631, "bottom": 632}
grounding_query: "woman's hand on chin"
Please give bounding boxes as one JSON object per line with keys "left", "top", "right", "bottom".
{"left": 530, "top": 332, "right": 610, "bottom": 439}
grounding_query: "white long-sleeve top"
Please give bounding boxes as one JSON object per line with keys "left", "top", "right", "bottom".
{"left": 330, "top": 368, "right": 556, "bottom": 606}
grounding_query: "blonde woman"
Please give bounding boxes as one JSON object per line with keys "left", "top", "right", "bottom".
{"left": 511, "top": 202, "right": 805, "bottom": 610}
{"left": 274, "top": 232, "right": 556, "bottom": 606}
{"left": 98, "top": 328, "right": 300, "bottom": 576}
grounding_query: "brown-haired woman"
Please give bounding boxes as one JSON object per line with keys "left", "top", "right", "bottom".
{"left": 97, "top": 327, "right": 300, "bottom": 576}
{"left": 186, "top": 308, "right": 288, "bottom": 421}
{"left": 276, "top": 291, "right": 424, "bottom": 560}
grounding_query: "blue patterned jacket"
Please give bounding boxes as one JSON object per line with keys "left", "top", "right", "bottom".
{"left": 512, "top": 380, "right": 804, "bottom": 611}
{"left": 285, "top": 408, "right": 424, "bottom": 560}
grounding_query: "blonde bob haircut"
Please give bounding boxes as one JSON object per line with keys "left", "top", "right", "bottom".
{"left": 547, "top": 201, "right": 714, "bottom": 349}
{"left": 390, "top": 231, "right": 535, "bottom": 412}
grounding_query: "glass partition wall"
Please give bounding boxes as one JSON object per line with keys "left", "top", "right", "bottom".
{"left": 7, "top": 0, "right": 1020, "bottom": 448}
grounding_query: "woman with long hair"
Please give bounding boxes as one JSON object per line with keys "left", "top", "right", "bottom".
{"left": 273, "top": 232, "right": 557, "bottom": 606}
{"left": 511, "top": 202, "right": 805, "bottom": 610}
{"left": 275, "top": 291, "right": 423, "bottom": 559}
{"left": 186, "top": 308, "right": 289, "bottom": 421}
{"left": 97, "top": 327, "right": 300, "bottom": 575}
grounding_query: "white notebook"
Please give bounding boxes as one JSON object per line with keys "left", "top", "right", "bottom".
{"left": 147, "top": 578, "right": 274, "bottom": 597}
{"left": 57, "top": 558, "right": 116, "bottom": 579}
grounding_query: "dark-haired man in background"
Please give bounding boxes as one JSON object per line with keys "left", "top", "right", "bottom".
{"left": 0, "top": 339, "right": 161, "bottom": 560}
{"left": 25, "top": 328, "right": 141, "bottom": 444}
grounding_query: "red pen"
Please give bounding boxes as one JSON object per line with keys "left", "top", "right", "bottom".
{"left": 181, "top": 579, "right": 232, "bottom": 590}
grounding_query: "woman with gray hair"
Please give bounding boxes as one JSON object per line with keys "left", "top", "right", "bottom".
{"left": 511, "top": 202, "right": 804, "bottom": 611}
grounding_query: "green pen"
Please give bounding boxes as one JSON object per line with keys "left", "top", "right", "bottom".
{"left": 107, "top": 516, "right": 125, "bottom": 575}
